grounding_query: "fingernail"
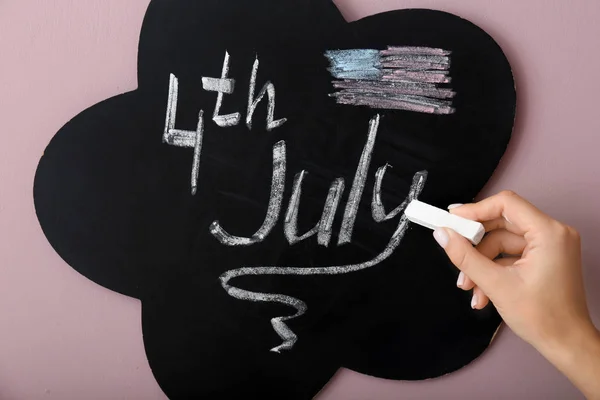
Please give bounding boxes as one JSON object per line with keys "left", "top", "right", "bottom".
{"left": 448, "top": 203, "right": 463, "bottom": 210}
{"left": 471, "top": 293, "right": 478, "bottom": 309}
{"left": 502, "top": 212, "right": 512, "bottom": 224}
{"left": 457, "top": 272, "right": 465, "bottom": 288}
{"left": 433, "top": 228, "right": 449, "bottom": 248}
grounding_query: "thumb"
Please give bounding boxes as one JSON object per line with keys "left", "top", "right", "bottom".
{"left": 434, "top": 227, "right": 502, "bottom": 295}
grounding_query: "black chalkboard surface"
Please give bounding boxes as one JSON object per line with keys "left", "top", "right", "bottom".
{"left": 33, "top": 0, "right": 516, "bottom": 398}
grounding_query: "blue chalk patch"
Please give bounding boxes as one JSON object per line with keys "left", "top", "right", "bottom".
{"left": 325, "top": 49, "right": 381, "bottom": 80}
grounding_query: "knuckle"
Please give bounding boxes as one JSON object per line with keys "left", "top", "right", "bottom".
{"left": 567, "top": 225, "right": 581, "bottom": 242}
{"left": 498, "top": 190, "right": 518, "bottom": 198}
{"left": 455, "top": 245, "right": 471, "bottom": 270}
{"left": 550, "top": 221, "right": 579, "bottom": 242}
{"left": 446, "top": 241, "right": 467, "bottom": 269}
{"left": 554, "top": 221, "right": 569, "bottom": 236}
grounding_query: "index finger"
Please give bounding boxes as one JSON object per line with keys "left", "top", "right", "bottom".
{"left": 449, "top": 191, "right": 551, "bottom": 235}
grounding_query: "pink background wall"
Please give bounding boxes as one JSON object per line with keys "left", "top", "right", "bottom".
{"left": 1, "top": 0, "right": 599, "bottom": 399}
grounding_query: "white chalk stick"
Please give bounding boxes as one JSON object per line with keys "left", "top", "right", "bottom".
{"left": 404, "top": 200, "right": 485, "bottom": 245}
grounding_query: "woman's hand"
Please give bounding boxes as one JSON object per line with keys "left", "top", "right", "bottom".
{"left": 432, "top": 191, "right": 600, "bottom": 399}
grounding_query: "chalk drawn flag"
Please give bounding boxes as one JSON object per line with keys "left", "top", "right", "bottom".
{"left": 326, "top": 46, "right": 456, "bottom": 114}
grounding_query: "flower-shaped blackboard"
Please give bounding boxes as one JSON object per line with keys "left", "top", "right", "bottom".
{"left": 34, "top": 0, "right": 516, "bottom": 398}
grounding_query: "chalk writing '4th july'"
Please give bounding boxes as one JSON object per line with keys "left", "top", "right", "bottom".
{"left": 161, "top": 50, "right": 446, "bottom": 352}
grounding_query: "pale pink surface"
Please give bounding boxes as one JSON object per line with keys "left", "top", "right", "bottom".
{"left": 0, "top": 0, "right": 599, "bottom": 399}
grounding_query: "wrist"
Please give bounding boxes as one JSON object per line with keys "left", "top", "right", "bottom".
{"left": 538, "top": 320, "right": 599, "bottom": 363}
{"left": 536, "top": 321, "right": 600, "bottom": 398}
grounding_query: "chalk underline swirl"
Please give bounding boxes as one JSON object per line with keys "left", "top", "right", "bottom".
{"left": 219, "top": 171, "right": 427, "bottom": 353}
